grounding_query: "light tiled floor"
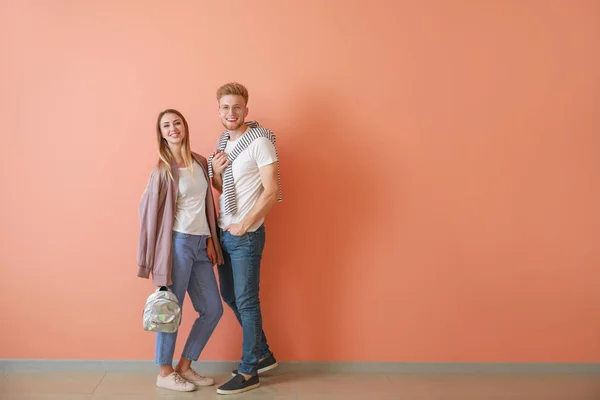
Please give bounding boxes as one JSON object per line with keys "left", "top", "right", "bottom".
{"left": 1, "top": 371, "right": 599, "bottom": 399}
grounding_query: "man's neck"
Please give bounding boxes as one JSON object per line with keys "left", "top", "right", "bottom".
{"left": 228, "top": 125, "right": 248, "bottom": 142}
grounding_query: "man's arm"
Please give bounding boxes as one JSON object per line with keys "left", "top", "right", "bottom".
{"left": 211, "top": 174, "right": 223, "bottom": 194}
{"left": 210, "top": 150, "right": 229, "bottom": 194}
{"left": 225, "top": 162, "right": 278, "bottom": 235}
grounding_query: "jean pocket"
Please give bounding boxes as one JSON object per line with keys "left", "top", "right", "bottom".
{"left": 224, "top": 231, "right": 250, "bottom": 251}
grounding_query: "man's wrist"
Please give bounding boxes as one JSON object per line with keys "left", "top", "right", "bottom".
{"left": 240, "top": 220, "right": 252, "bottom": 233}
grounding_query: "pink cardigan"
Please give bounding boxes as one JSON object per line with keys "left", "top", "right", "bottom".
{"left": 137, "top": 152, "right": 223, "bottom": 286}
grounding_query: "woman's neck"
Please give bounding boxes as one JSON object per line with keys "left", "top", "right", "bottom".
{"left": 169, "top": 144, "right": 185, "bottom": 166}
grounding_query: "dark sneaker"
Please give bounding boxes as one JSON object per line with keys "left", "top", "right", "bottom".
{"left": 231, "top": 353, "right": 278, "bottom": 377}
{"left": 216, "top": 373, "right": 260, "bottom": 395}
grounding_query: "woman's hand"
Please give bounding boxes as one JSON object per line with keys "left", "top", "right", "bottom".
{"left": 206, "top": 237, "right": 217, "bottom": 265}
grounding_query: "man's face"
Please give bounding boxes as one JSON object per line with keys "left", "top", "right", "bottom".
{"left": 218, "top": 94, "right": 248, "bottom": 132}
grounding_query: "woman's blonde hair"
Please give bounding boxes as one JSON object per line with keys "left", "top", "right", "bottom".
{"left": 156, "top": 109, "right": 194, "bottom": 181}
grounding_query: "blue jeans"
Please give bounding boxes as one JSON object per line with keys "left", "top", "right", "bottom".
{"left": 155, "top": 232, "right": 223, "bottom": 366}
{"left": 218, "top": 225, "right": 271, "bottom": 375}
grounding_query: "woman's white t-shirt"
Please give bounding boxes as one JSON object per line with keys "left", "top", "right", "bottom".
{"left": 173, "top": 161, "right": 211, "bottom": 236}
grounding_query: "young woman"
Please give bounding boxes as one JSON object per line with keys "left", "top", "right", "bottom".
{"left": 137, "top": 109, "right": 224, "bottom": 392}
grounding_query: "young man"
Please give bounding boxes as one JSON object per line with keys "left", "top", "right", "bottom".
{"left": 208, "top": 82, "right": 282, "bottom": 395}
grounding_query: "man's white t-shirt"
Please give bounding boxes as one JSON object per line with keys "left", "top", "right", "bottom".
{"left": 173, "top": 161, "right": 211, "bottom": 236}
{"left": 218, "top": 136, "right": 278, "bottom": 232}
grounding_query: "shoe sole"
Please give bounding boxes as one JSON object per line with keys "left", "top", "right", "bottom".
{"left": 216, "top": 381, "right": 260, "bottom": 395}
{"left": 259, "top": 362, "right": 279, "bottom": 374}
{"left": 191, "top": 381, "right": 215, "bottom": 387}
{"left": 156, "top": 383, "right": 195, "bottom": 392}
{"left": 231, "top": 362, "right": 279, "bottom": 377}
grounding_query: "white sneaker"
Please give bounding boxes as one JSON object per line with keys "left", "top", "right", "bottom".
{"left": 178, "top": 368, "right": 215, "bottom": 387}
{"left": 156, "top": 372, "right": 196, "bottom": 392}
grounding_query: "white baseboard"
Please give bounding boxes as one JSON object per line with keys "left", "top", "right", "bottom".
{"left": 2, "top": 360, "right": 600, "bottom": 374}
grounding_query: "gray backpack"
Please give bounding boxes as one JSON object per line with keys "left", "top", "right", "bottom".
{"left": 143, "top": 287, "right": 181, "bottom": 333}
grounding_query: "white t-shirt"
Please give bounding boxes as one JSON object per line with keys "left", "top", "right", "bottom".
{"left": 218, "top": 136, "right": 278, "bottom": 231}
{"left": 173, "top": 161, "right": 211, "bottom": 236}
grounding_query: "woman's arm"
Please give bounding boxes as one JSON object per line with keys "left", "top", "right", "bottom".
{"left": 137, "top": 171, "right": 162, "bottom": 278}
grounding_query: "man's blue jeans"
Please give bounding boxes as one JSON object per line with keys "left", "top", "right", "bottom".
{"left": 218, "top": 225, "right": 271, "bottom": 375}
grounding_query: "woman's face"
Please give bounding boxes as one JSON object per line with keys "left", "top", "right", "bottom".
{"left": 160, "top": 113, "right": 186, "bottom": 145}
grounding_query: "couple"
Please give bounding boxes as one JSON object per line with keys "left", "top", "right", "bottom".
{"left": 137, "top": 82, "right": 281, "bottom": 395}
